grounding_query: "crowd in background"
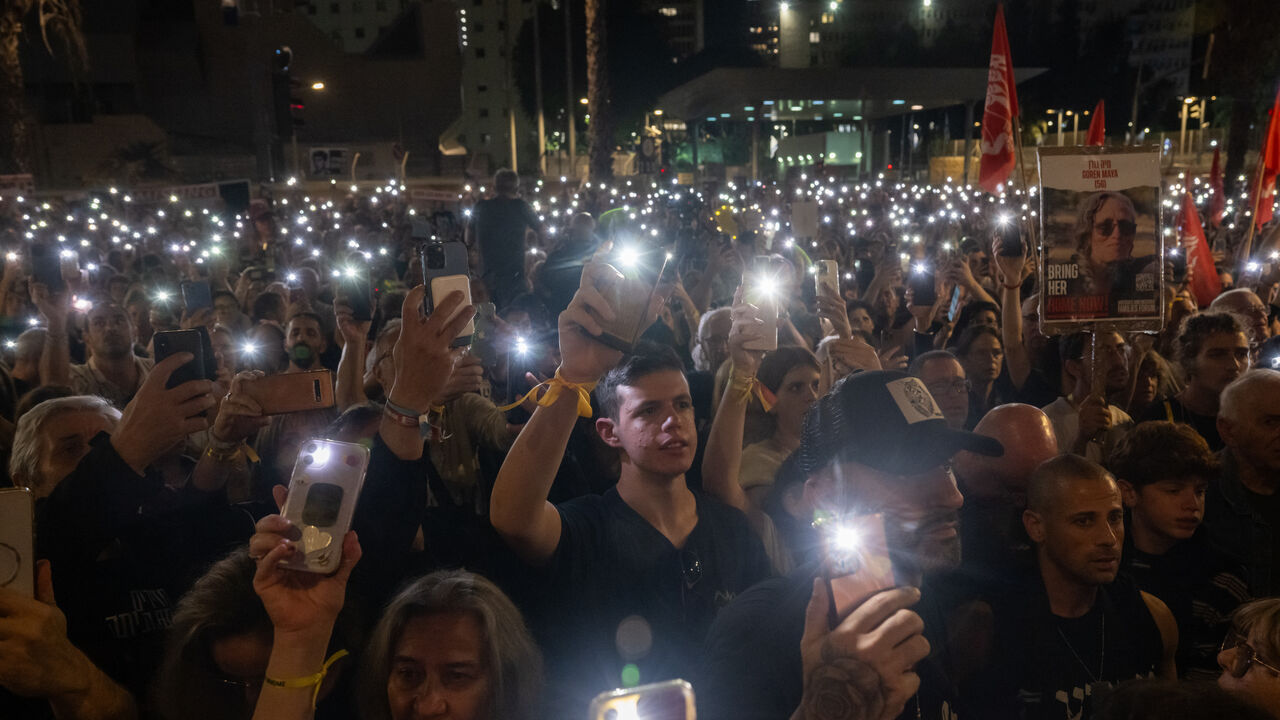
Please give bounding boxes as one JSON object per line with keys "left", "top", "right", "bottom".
{"left": 1, "top": 164, "right": 1280, "bottom": 720}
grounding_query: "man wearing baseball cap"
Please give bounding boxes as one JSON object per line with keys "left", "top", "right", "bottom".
{"left": 698, "top": 369, "right": 1002, "bottom": 720}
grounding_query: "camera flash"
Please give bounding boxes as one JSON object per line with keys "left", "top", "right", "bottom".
{"left": 832, "top": 524, "right": 862, "bottom": 554}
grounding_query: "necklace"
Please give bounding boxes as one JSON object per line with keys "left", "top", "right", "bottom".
{"left": 1056, "top": 614, "right": 1105, "bottom": 684}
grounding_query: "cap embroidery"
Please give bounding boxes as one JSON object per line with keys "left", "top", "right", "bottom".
{"left": 887, "top": 377, "right": 943, "bottom": 424}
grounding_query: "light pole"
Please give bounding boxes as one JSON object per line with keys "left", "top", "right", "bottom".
{"left": 1179, "top": 96, "right": 1196, "bottom": 156}
{"left": 564, "top": 0, "right": 576, "bottom": 180}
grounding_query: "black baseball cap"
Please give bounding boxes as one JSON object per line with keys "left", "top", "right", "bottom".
{"left": 798, "top": 370, "right": 1003, "bottom": 477}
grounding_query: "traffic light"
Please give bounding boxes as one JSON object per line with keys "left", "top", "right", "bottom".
{"left": 270, "top": 47, "right": 302, "bottom": 140}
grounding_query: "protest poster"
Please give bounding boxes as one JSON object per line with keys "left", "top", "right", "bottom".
{"left": 0, "top": 174, "right": 35, "bottom": 197}
{"left": 791, "top": 200, "right": 819, "bottom": 239}
{"left": 308, "top": 147, "right": 349, "bottom": 177}
{"left": 1036, "top": 146, "right": 1164, "bottom": 331}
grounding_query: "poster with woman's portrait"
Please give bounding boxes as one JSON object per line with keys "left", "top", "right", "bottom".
{"left": 1037, "top": 146, "right": 1164, "bottom": 331}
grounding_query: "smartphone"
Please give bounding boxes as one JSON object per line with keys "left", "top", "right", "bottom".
{"left": 1168, "top": 249, "right": 1188, "bottom": 285}
{"left": 278, "top": 439, "right": 370, "bottom": 574}
{"left": 181, "top": 280, "right": 213, "bottom": 313}
{"left": 589, "top": 680, "right": 695, "bottom": 720}
{"left": 907, "top": 262, "right": 938, "bottom": 307}
{"left": 153, "top": 329, "right": 210, "bottom": 389}
{"left": 340, "top": 270, "right": 374, "bottom": 323}
{"left": 995, "top": 221, "right": 1024, "bottom": 257}
{"left": 245, "top": 369, "right": 335, "bottom": 415}
{"left": 821, "top": 513, "right": 896, "bottom": 626}
{"left": 0, "top": 488, "right": 34, "bottom": 598}
{"left": 468, "top": 302, "right": 499, "bottom": 367}
{"left": 590, "top": 246, "right": 671, "bottom": 353}
{"left": 29, "top": 243, "right": 66, "bottom": 294}
{"left": 815, "top": 259, "right": 839, "bottom": 297}
{"left": 420, "top": 241, "right": 474, "bottom": 347}
{"left": 744, "top": 255, "right": 779, "bottom": 351}
{"left": 946, "top": 285, "right": 963, "bottom": 323}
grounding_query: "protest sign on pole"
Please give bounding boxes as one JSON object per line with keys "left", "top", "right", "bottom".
{"left": 1037, "top": 146, "right": 1164, "bottom": 332}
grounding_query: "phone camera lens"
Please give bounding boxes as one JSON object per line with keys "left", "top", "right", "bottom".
{"left": 305, "top": 442, "right": 318, "bottom": 454}
{"left": 302, "top": 455, "right": 314, "bottom": 466}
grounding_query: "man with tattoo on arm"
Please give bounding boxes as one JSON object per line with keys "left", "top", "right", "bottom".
{"left": 698, "top": 370, "right": 1003, "bottom": 720}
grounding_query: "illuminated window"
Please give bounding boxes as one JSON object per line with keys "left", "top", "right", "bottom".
{"left": 821, "top": 12, "right": 834, "bottom": 23}
{"left": 659, "top": 7, "right": 677, "bottom": 16}
{"left": 809, "top": 31, "right": 820, "bottom": 43}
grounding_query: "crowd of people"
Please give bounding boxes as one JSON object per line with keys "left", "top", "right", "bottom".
{"left": 1, "top": 164, "right": 1279, "bottom": 720}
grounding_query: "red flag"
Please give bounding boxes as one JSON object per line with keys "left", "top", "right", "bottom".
{"left": 1251, "top": 87, "right": 1280, "bottom": 229}
{"left": 1178, "top": 190, "right": 1222, "bottom": 307}
{"left": 978, "top": 4, "right": 1019, "bottom": 193}
{"left": 1209, "top": 146, "right": 1225, "bottom": 227}
{"left": 1085, "top": 99, "right": 1105, "bottom": 146}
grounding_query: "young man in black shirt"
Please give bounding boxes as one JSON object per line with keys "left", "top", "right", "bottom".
{"left": 489, "top": 265, "right": 771, "bottom": 715}
{"left": 698, "top": 369, "right": 1004, "bottom": 720}
{"left": 973, "top": 455, "right": 1178, "bottom": 720}
{"left": 1141, "top": 312, "right": 1249, "bottom": 451}
{"left": 1110, "top": 421, "right": 1250, "bottom": 680}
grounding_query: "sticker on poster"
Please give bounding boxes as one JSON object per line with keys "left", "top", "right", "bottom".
{"left": 1036, "top": 146, "right": 1164, "bottom": 332}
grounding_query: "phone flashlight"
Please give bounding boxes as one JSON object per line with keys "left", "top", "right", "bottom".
{"left": 515, "top": 336, "right": 529, "bottom": 356}
{"left": 5, "top": 252, "right": 16, "bottom": 262}
{"left": 3, "top": 340, "right": 14, "bottom": 349}
{"left": 72, "top": 296, "right": 92, "bottom": 313}
{"left": 241, "top": 342, "right": 258, "bottom": 355}
{"left": 912, "top": 262, "right": 930, "bottom": 275}
{"left": 997, "top": 213, "right": 1013, "bottom": 226}
{"left": 616, "top": 246, "right": 640, "bottom": 269}
{"left": 1168, "top": 247, "right": 1180, "bottom": 257}
{"left": 755, "top": 273, "right": 779, "bottom": 299}
{"left": 305, "top": 443, "right": 331, "bottom": 469}
{"left": 154, "top": 290, "right": 171, "bottom": 303}
{"left": 287, "top": 272, "right": 299, "bottom": 284}
{"left": 1247, "top": 261, "right": 1261, "bottom": 273}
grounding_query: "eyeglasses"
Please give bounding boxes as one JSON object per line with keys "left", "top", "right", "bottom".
{"left": 1221, "top": 630, "right": 1280, "bottom": 678}
{"left": 925, "top": 379, "right": 970, "bottom": 397}
{"left": 1094, "top": 219, "right": 1137, "bottom": 237}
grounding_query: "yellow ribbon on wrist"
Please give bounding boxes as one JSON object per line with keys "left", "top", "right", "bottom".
{"left": 727, "top": 367, "right": 775, "bottom": 412}
{"left": 263, "top": 649, "right": 349, "bottom": 710}
{"left": 496, "top": 370, "right": 598, "bottom": 418}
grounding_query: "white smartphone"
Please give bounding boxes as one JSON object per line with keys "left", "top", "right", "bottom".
{"left": 589, "top": 679, "right": 695, "bottom": 720}
{"left": 744, "top": 255, "right": 779, "bottom": 351}
{"left": 0, "top": 488, "right": 35, "bottom": 597}
{"left": 815, "top": 259, "right": 839, "bottom": 297}
{"left": 279, "top": 439, "right": 371, "bottom": 574}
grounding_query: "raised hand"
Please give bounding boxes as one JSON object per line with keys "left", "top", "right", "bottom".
{"left": 729, "top": 286, "right": 767, "bottom": 378}
{"left": 113, "top": 352, "right": 217, "bottom": 475}
{"left": 250, "top": 515, "right": 361, "bottom": 637}
{"left": 210, "top": 371, "right": 271, "bottom": 444}
{"left": 557, "top": 262, "right": 625, "bottom": 384}
{"left": 816, "top": 283, "right": 852, "bottom": 340}
{"left": 387, "top": 286, "right": 476, "bottom": 414}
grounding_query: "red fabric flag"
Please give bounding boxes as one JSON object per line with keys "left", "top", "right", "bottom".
{"left": 1178, "top": 190, "right": 1222, "bottom": 307}
{"left": 978, "top": 4, "right": 1019, "bottom": 193}
{"left": 1085, "top": 99, "right": 1105, "bottom": 146}
{"left": 1251, "top": 87, "right": 1280, "bottom": 229}
{"left": 1209, "top": 146, "right": 1225, "bottom": 227}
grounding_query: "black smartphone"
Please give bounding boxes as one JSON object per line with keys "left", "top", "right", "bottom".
{"left": 30, "top": 244, "right": 66, "bottom": 294}
{"left": 419, "top": 241, "right": 473, "bottom": 347}
{"left": 995, "top": 221, "right": 1025, "bottom": 257}
{"left": 340, "top": 270, "right": 374, "bottom": 322}
{"left": 907, "top": 262, "right": 938, "bottom": 307}
{"left": 1169, "top": 249, "right": 1188, "bottom": 285}
{"left": 153, "top": 329, "right": 210, "bottom": 389}
{"left": 181, "top": 280, "right": 213, "bottom": 313}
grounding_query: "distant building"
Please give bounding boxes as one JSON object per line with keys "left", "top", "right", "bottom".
{"left": 640, "top": 0, "right": 704, "bottom": 64}
{"left": 296, "top": 0, "right": 416, "bottom": 53}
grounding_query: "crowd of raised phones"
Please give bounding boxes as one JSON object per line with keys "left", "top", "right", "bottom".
{"left": 1, "top": 167, "right": 1280, "bottom": 720}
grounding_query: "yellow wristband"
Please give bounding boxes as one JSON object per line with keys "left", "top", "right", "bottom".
{"left": 496, "top": 370, "right": 598, "bottom": 418}
{"left": 263, "top": 649, "right": 349, "bottom": 710}
{"left": 727, "top": 365, "right": 775, "bottom": 412}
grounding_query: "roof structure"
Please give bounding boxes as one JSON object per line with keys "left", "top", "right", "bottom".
{"left": 655, "top": 66, "right": 1047, "bottom": 123}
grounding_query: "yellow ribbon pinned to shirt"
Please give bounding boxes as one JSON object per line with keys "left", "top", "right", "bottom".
{"left": 496, "top": 370, "right": 598, "bottom": 418}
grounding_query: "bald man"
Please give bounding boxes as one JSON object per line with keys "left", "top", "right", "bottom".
{"left": 968, "top": 455, "right": 1178, "bottom": 719}
{"left": 1206, "top": 369, "right": 1280, "bottom": 596}
{"left": 1210, "top": 288, "right": 1270, "bottom": 345}
{"left": 954, "top": 404, "right": 1059, "bottom": 581}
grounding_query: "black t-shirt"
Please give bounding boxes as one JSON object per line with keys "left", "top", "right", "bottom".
{"left": 472, "top": 196, "right": 540, "bottom": 279}
{"left": 971, "top": 572, "right": 1164, "bottom": 720}
{"left": 533, "top": 487, "right": 771, "bottom": 716}
{"left": 1140, "top": 396, "right": 1224, "bottom": 451}
{"left": 698, "top": 564, "right": 975, "bottom": 720}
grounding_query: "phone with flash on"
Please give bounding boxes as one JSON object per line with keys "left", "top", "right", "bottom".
{"left": 589, "top": 679, "right": 695, "bottom": 720}
{"left": 819, "top": 513, "right": 896, "bottom": 626}
{"left": 589, "top": 245, "right": 671, "bottom": 353}
{"left": 744, "top": 255, "right": 780, "bottom": 351}
{"left": 278, "top": 439, "right": 371, "bottom": 575}
{"left": 419, "top": 241, "right": 474, "bottom": 347}
{"left": 906, "top": 261, "right": 938, "bottom": 308}
{"left": 0, "top": 488, "right": 34, "bottom": 597}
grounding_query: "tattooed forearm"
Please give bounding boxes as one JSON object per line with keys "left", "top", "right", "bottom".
{"left": 795, "top": 654, "right": 887, "bottom": 720}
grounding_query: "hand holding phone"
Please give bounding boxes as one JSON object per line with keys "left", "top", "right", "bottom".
{"left": 744, "top": 256, "right": 780, "bottom": 351}
{"left": 277, "top": 439, "right": 371, "bottom": 574}
{"left": 420, "top": 241, "right": 474, "bottom": 347}
{"left": 589, "top": 680, "right": 695, "bottom": 720}
{"left": 0, "top": 488, "right": 34, "bottom": 597}
{"left": 819, "top": 513, "right": 896, "bottom": 624}
{"left": 243, "top": 369, "right": 335, "bottom": 415}
{"left": 153, "top": 329, "right": 213, "bottom": 389}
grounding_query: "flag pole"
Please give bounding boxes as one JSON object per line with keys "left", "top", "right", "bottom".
{"left": 1012, "top": 116, "right": 1040, "bottom": 268}
{"left": 1240, "top": 160, "right": 1266, "bottom": 264}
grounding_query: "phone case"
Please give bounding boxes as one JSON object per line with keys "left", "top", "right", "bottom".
{"left": 591, "top": 264, "right": 664, "bottom": 353}
{"left": 816, "top": 260, "right": 840, "bottom": 297}
{"left": 247, "top": 370, "right": 335, "bottom": 415}
{"left": 429, "top": 275, "right": 476, "bottom": 344}
{"left": 341, "top": 273, "right": 373, "bottom": 322}
{"left": 30, "top": 245, "right": 66, "bottom": 294}
{"left": 823, "top": 513, "right": 895, "bottom": 625}
{"left": 181, "top": 281, "right": 213, "bottom": 313}
{"left": 278, "top": 439, "right": 370, "bottom": 574}
{"left": 909, "top": 269, "right": 938, "bottom": 307}
{"left": 153, "top": 329, "right": 209, "bottom": 389}
{"left": 588, "top": 680, "right": 695, "bottom": 720}
{"left": 0, "top": 488, "right": 35, "bottom": 598}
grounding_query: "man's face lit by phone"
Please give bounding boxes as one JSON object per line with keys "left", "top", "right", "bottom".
{"left": 806, "top": 459, "right": 964, "bottom": 577}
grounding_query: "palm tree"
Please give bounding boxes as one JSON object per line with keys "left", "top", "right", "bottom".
{"left": 584, "top": 0, "right": 612, "bottom": 182}
{"left": 0, "top": 0, "right": 87, "bottom": 174}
